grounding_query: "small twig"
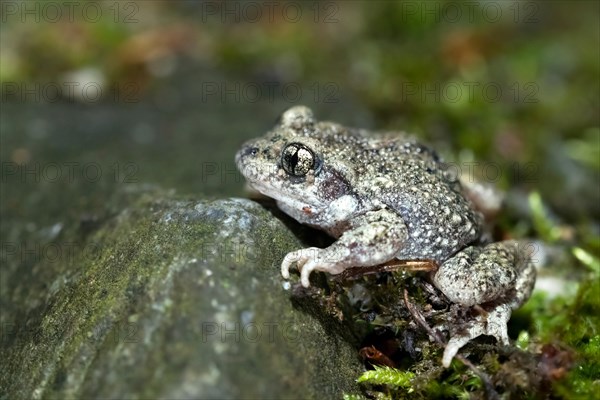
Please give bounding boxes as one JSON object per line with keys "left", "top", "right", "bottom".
{"left": 403, "top": 288, "right": 499, "bottom": 400}
{"left": 335, "top": 259, "right": 438, "bottom": 282}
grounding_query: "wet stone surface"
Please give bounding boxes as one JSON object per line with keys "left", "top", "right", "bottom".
{"left": 0, "top": 188, "right": 363, "bottom": 399}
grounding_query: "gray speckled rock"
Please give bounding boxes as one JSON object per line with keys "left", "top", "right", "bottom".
{"left": 0, "top": 189, "right": 362, "bottom": 399}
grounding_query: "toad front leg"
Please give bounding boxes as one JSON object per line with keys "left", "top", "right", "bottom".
{"left": 281, "top": 208, "right": 408, "bottom": 287}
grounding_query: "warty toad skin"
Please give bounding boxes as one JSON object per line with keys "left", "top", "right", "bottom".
{"left": 236, "top": 106, "right": 536, "bottom": 366}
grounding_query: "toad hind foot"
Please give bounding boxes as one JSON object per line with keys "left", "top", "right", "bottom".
{"left": 441, "top": 303, "right": 511, "bottom": 368}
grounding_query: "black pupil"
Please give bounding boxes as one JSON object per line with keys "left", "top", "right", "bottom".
{"left": 291, "top": 149, "right": 300, "bottom": 172}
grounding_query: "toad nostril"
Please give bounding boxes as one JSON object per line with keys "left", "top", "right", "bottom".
{"left": 243, "top": 147, "right": 259, "bottom": 157}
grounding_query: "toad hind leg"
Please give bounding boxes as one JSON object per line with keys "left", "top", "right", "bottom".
{"left": 432, "top": 240, "right": 536, "bottom": 367}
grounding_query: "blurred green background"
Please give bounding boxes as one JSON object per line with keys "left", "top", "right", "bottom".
{"left": 2, "top": 1, "right": 598, "bottom": 210}
{"left": 1, "top": 1, "right": 599, "bottom": 397}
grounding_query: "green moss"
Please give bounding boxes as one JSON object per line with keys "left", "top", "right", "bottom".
{"left": 572, "top": 247, "right": 600, "bottom": 274}
{"left": 354, "top": 360, "right": 494, "bottom": 399}
{"left": 529, "top": 192, "right": 562, "bottom": 243}
{"left": 357, "top": 366, "right": 415, "bottom": 391}
{"left": 343, "top": 393, "right": 369, "bottom": 400}
{"left": 517, "top": 271, "right": 599, "bottom": 398}
{"left": 550, "top": 280, "right": 600, "bottom": 397}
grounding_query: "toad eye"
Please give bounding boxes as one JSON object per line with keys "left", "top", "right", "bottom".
{"left": 281, "top": 143, "right": 315, "bottom": 176}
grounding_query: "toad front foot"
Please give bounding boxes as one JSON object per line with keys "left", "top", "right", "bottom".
{"left": 281, "top": 247, "right": 348, "bottom": 287}
{"left": 281, "top": 209, "right": 408, "bottom": 287}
